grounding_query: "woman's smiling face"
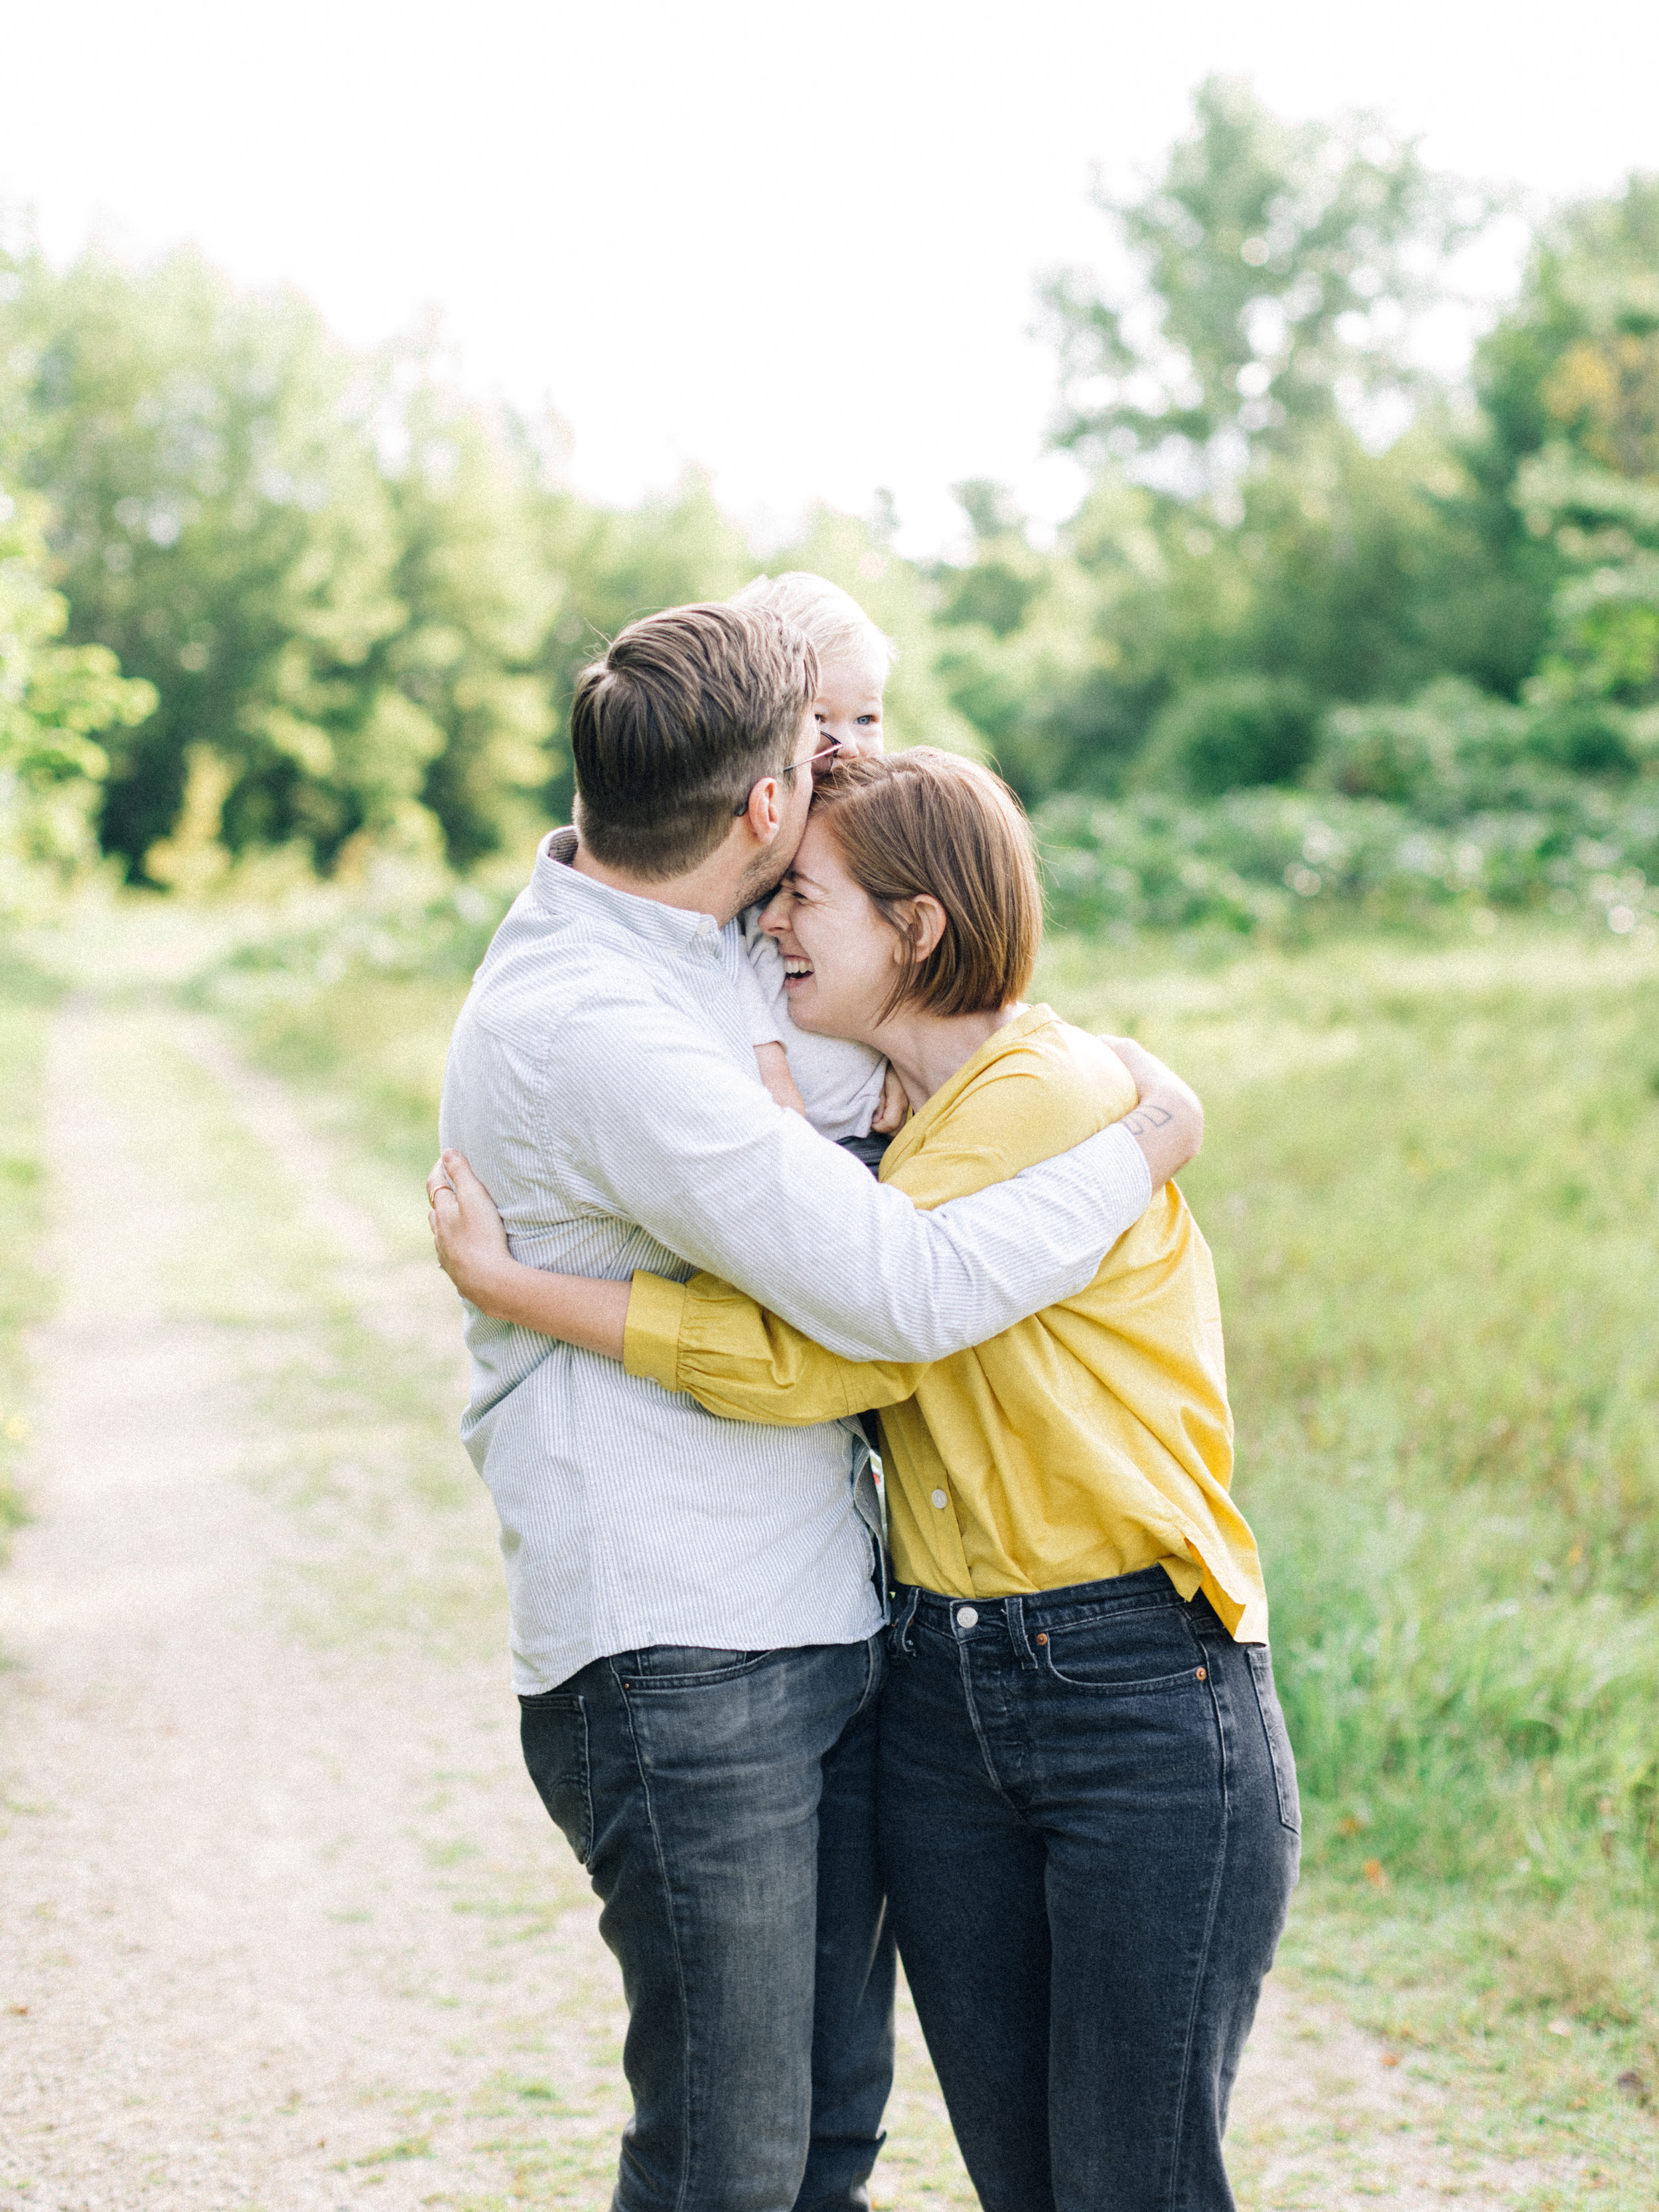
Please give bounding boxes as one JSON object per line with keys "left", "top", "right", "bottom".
{"left": 758, "top": 815, "right": 902, "bottom": 1043}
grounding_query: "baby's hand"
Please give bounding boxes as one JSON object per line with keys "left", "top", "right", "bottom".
{"left": 755, "top": 1041, "right": 807, "bottom": 1117}
{"left": 871, "top": 1063, "right": 910, "bottom": 1134}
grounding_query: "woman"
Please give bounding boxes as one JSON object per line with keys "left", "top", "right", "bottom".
{"left": 431, "top": 749, "right": 1299, "bottom": 2212}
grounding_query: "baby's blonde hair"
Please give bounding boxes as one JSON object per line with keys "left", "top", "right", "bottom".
{"left": 731, "top": 571, "right": 897, "bottom": 677}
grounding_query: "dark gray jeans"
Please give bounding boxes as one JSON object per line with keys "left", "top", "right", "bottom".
{"left": 881, "top": 1570, "right": 1300, "bottom": 2212}
{"left": 520, "top": 1635, "right": 893, "bottom": 2212}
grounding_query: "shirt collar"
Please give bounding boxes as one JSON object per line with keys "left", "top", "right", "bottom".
{"left": 530, "top": 826, "right": 725, "bottom": 952}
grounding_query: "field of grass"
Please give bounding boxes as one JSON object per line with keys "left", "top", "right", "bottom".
{"left": 200, "top": 911, "right": 1659, "bottom": 2193}
{"left": 1043, "top": 931, "right": 1659, "bottom": 1898}
{"left": 1044, "top": 927, "right": 1659, "bottom": 2196}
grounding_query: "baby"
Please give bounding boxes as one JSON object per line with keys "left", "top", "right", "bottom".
{"left": 730, "top": 573, "right": 904, "bottom": 1167}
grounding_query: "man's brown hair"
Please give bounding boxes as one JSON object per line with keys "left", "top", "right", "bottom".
{"left": 570, "top": 603, "right": 818, "bottom": 881}
{"left": 811, "top": 748, "right": 1042, "bottom": 1019}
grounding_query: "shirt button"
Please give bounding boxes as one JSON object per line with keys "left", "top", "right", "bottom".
{"left": 956, "top": 1606, "right": 979, "bottom": 1630}
{"left": 930, "top": 1489, "right": 948, "bottom": 1510}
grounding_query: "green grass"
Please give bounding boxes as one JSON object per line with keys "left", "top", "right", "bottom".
{"left": 0, "top": 952, "right": 58, "bottom": 1561}
{"left": 231, "top": 970, "right": 470, "bottom": 1184}
{"left": 109, "top": 1013, "right": 507, "bottom": 1663}
{"left": 1040, "top": 924, "right": 1659, "bottom": 2191}
{"left": 1266, "top": 1883, "right": 1659, "bottom": 2206}
{"left": 1042, "top": 930, "right": 1659, "bottom": 1905}
{"left": 209, "top": 910, "right": 1659, "bottom": 2187}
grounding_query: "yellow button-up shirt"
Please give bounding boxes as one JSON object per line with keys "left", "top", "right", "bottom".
{"left": 623, "top": 1005, "right": 1268, "bottom": 1641}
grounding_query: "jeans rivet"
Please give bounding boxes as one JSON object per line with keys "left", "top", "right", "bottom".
{"left": 1195, "top": 1666, "right": 1207, "bottom": 1681}
{"left": 1035, "top": 1633, "right": 1048, "bottom": 1645}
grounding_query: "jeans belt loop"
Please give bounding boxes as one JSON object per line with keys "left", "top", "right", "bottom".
{"left": 1005, "top": 1593, "right": 1038, "bottom": 1671}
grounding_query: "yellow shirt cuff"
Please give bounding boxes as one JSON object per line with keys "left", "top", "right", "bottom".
{"left": 622, "top": 1272, "right": 689, "bottom": 1390}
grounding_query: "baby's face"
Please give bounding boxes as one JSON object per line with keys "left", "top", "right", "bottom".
{"left": 812, "top": 643, "right": 887, "bottom": 776}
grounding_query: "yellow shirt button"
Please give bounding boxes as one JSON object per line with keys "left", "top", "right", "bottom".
{"left": 930, "top": 1489, "right": 948, "bottom": 1509}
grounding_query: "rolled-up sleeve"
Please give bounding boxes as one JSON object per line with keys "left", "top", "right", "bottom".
{"left": 624, "top": 1267, "right": 926, "bottom": 1422}
{"left": 622, "top": 1270, "right": 689, "bottom": 1391}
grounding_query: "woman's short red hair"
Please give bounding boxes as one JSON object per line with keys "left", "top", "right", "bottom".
{"left": 811, "top": 748, "right": 1041, "bottom": 1019}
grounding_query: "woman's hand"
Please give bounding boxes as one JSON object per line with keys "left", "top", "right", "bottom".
{"left": 427, "top": 1149, "right": 514, "bottom": 1311}
{"left": 871, "top": 1062, "right": 911, "bottom": 1135}
{"left": 426, "top": 1149, "right": 630, "bottom": 1356}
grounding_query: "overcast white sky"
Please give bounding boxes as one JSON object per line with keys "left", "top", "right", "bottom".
{"left": 4, "top": 0, "right": 1657, "bottom": 553}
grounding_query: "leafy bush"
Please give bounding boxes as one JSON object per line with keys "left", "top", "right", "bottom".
{"left": 1309, "top": 678, "right": 1657, "bottom": 820}
{"left": 191, "top": 859, "right": 511, "bottom": 1013}
{"left": 0, "top": 483, "right": 155, "bottom": 879}
{"left": 1138, "top": 676, "right": 1321, "bottom": 797}
{"left": 1039, "top": 677, "right": 1659, "bottom": 942}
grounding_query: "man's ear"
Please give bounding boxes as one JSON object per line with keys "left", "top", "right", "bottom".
{"left": 891, "top": 895, "right": 948, "bottom": 963}
{"left": 741, "top": 775, "right": 784, "bottom": 848}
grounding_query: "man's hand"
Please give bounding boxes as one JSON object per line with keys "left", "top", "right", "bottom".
{"left": 870, "top": 1062, "right": 910, "bottom": 1136}
{"left": 1102, "top": 1036, "right": 1204, "bottom": 1191}
{"left": 754, "top": 1041, "right": 807, "bottom": 1117}
{"left": 427, "top": 1150, "right": 515, "bottom": 1307}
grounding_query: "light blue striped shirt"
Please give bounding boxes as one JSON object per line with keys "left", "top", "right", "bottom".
{"left": 440, "top": 832, "right": 1152, "bottom": 1692}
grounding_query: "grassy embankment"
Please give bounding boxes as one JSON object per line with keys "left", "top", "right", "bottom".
{"left": 0, "top": 952, "right": 55, "bottom": 1565}
{"left": 213, "top": 914, "right": 1659, "bottom": 2199}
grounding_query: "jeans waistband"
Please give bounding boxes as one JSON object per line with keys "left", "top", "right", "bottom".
{"left": 890, "top": 1566, "right": 1208, "bottom": 1664}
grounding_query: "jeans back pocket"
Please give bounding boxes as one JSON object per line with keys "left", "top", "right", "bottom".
{"left": 520, "top": 1692, "right": 593, "bottom": 1865}
{"left": 1246, "top": 1647, "right": 1301, "bottom": 1835}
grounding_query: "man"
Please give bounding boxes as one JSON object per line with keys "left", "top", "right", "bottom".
{"left": 433, "top": 603, "right": 1202, "bottom": 2212}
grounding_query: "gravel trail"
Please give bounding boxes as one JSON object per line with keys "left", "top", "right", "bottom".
{"left": 1, "top": 999, "right": 632, "bottom": 2209}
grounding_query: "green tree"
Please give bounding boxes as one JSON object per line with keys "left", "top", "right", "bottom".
{"left": 1044, "top": 76, "right": 1482, "bottom": 488}
{"left": 528, "top": 467, "right": 755, "bottom": 826}
{"left": 7, "top": 248, "right": 416, "bottom": 875}
{"left": 934, "top": 80, "right": 1546, "bottom": 799}
{"left": 373, "top": 372, "right": 559, "bottom": 869}
{"left": 0, "top": 480, "right": 155, "bottom": 873}
{"left": 1484, "top": 179, "right": 1659, "bottom": 717}
{"left": 1517, "top": 450, "right": 1659, "bottom": 719}
{"left": 928, "top": 482, "right": 1129, "bottom": 800}
{"left": 929, "top": 433, "right": 1516, "bottom": 804}
{"left": 1477, "top": 176, "right": 1659, "bottom": 486}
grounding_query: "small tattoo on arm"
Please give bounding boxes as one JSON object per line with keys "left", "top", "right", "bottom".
{"left": 1122, "top": 1103, "right": 1174, "bottom": 1137}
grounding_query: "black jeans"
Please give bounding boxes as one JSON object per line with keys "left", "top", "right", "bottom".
{"left": 521, "top": 1635, "right": 893, "bottom": 2212}
{"left": 881, "top": 1570, "right": 1300, "bottom": 2212}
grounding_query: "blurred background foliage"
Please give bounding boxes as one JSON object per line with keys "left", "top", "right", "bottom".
{"left": 1, "top": 75, "right": 1656, "bottom": 946}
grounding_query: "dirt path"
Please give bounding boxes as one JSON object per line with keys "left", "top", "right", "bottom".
{"left": 0, "top": 995, "right": 1509, "bottom": 2209}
